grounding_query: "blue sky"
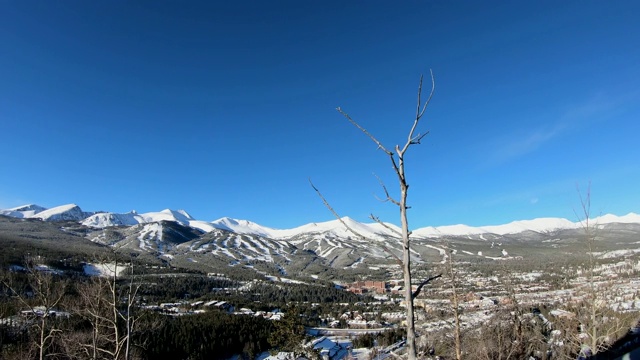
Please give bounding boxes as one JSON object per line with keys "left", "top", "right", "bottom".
{"left": 1, "top": 1, "right": 639, "bottom": 228}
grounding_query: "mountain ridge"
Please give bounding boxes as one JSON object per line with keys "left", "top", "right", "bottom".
{"left": 2, "top": 202, "right": 639, "bottom": 239}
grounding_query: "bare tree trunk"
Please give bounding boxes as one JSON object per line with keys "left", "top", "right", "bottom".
{"left": 39, "top": 317, "right": 46, "bottom": 360}
{"left": 399, "top": 176, "right": 417, "bottom": 358}
{"left": 447, "top": 251, "right": 462, "bottom": 360}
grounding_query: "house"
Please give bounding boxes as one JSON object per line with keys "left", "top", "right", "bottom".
{"left": 308, "top": 336, "right": 348, "bottom": 360}
{"left": 20, "top": 306, "right": 70, "bottom": 319}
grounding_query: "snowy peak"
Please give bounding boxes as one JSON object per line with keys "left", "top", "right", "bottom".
{"left": 481, "top": 217, "right": 579, "bottom": 235}
{"left": 593, "top": 212, "right": 640, "bottom": 225}
{"left": 30, "top": 204, "right": 91, "bottom": 221}
{"left": 82, "top": 212, "right": 140, "bottom": 228}
{"left": 412, "top": 224, "right": 484, "bottom": 237}
{"left": 208, "top": 216, "right": 399, "bottom": 241}
{"left": 2, "top": 202, "right": 639, "bottom": 240}
{"left": 0, "top": 204, "right": 47, "bottom": 218}
{"left": 10, "top": 204, "right": 47, "bottom": 213}
{"left": 139, "top": 209, "right": 193, "bottom": 225}
{"left": 82, "top": 209, "right": 203, "bottom": 230}
{"left": 210, "top": 217, "right": 274, "bottom": 238}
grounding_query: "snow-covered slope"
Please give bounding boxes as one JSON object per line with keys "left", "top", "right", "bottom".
{"left": 29, "top": 204, "right": 92, "bottom": 221}
{"left": 593, "top": 213, "right": 640, "bottom": 225}
{"left": 210, "top": 217, "right": 274, "bottom": 237}
{"left": 0, "top": 204, "right": 47, "bottom": 218}
{"left": 82, "top": 212, "right": 140, "bottom": 227}
{"left": 81, "top": 208, "right": 219, "bottom": 234}
{"left": 2, "top": 202, "right": 639, "bottom": 240}
{"left": 211, "top": 216, "right": 400, "bottom": 241}
{"left": 481, "top": 217, "right": 579, "bottom": 234}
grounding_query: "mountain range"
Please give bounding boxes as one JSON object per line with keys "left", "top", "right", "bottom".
{"left": 3, "top": 203, "right": 640, "bottom": 238}
{"left": 2, "top": 203, "right": 640, "bottom": 279}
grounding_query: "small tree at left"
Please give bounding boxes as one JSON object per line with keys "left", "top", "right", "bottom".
{"left": 1, "top": 256, "right": 69, "bottom": 360}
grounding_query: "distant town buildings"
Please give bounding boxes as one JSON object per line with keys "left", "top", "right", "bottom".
{"left": 346, "top": 280, "right": 387, "bottom": 294}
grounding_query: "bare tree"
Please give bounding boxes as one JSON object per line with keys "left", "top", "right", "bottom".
{"left": 445, "top": 248, "right": 462, "bottom": 360}
{"left": 555, "top": 184, "right": 638, "bottom": 358}
{"left": 69, "top": 256, "right": 141, "bottom": 360}
{"left": 1, "top": 257, "right": 68, "bottom": 360}
{"left": 312, "top": 72, "right": 439, "bottom": 360}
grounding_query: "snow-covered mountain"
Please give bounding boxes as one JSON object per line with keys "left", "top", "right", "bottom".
{"left": 20, "top": 204, "right": 93, "bottom": 221}
{"left": 2, "top": 203, "right": 640, "bottom": 276}
{"left": 0, "top": 204, "right": 47, "bottom": 218}
{"left": 211, "top": 216, "right": 401, "bottom": 241}
{"left": 82, "top": 211, "right": 140, "bottom": 227}
{"left": 81, "top": 208, "right": 219, "bottom": 233}
{"left": 2, "top": 202, "right": 639, "bottom": 240}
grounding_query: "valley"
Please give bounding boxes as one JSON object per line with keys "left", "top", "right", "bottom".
{"left": 1, "top": 204, "right": 640, "bottom": 359}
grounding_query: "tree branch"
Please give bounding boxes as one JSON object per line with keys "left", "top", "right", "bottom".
{"left": 310, "top": 178, "right": 403, "bottom": 265}
{"left": 412, "top": 274, "right": 442, "bottom": 300}
{"left": 369, "top": 214, "right": 402, "bottom": 237}
{"left": 309, "top": 178, "right": 367, "bottom": 240}
{"left": 417, "top": 69, "right": 436, "bottom": 120}
{"left": 337, "top": 107, "right": 393, "bottom": 155}
{"left": 372, "top": 173, "right": 400, "bottom": 206}
{"left": 401, "top": 69, "right": 435, "bottom": 155}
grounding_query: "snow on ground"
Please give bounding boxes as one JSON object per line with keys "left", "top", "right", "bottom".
{"left": 346, "top": 257, "right": 365, "bottom": 269}
{"left": 256, "top": 352, "right": 294, "bottom": 360}
{"left": 83, "top": 263, "right": 128, "bottom": 277}
{"left": 29, "top": 204, "right": 87, "bottom": 221}
{"left": 595, "top": 248, "right": 640, "bottom": 259}
{"left": 34, "top": 264, "right": 64, "bottom": 274}
{"left": 265, "top": 275, "right": 307, "bottom": 285}
{"left": 351, "top": 348, "right": 373, "bottom": 360}
{"left": 514, "top": 272, "right": 543, "bottom": 281}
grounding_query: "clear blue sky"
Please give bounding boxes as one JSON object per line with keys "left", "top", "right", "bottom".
{"left": 1, "top": 1, "right": 639, "bottom": 228}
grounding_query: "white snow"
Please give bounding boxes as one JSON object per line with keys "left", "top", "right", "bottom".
{"left": 412, "top": 224, "right": 485, "bottom": 237}
{"left": 3, "top": 201, "right": 639, "bottom": 243}
{"left": 482, "top": 217, "right": 579, "bottom": 234}
{"left": 29, "top": 204, "right": 88, "bottom": 221}
{"left": 82, "top": 212, "right": 139, "bottom": 227}
{"left": 1, "top": 204, "right": 47, "bottom": 218}
{"left": 81, "top": 208, "right": 211, "bottom": 231}
{"left": 83, "top": 263, "right": 128, "bottom": 277}
{"left": 212, "top": 216, "right": 401, "bottom": 241}
{"left": 593, "top": 212, "right": 640, "bottom": 224}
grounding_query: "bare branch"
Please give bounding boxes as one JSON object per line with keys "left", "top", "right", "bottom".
{"left": 380, "top": 245, "right": 403, "bottom": 266}
{"left": 369, "top": 214, "right": 402, "bottom": 237}
{"left": 401, "top": 69, "right": 435, "bottom": 155}
{"left": 417, "top": 69, "right": 436, "bottom": 119}
{"left": 337, "top": 107, "right": 393, "bottom": 155}
{"left": 373, "top": 173, "right": 400, "bottom": 206}
{"left": 409, "top": 131, "right": 429, "bottom": 145}
{"left": 309, "top": 178, "right": 403, "bottom": 265}
{"left": 411, "top": 274, "right": 442, "bottom": 300}
{"left": 309, "top": 178, "right": 366, "bottom": 240}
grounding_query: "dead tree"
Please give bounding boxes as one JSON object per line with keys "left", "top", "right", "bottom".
{"left": 559, "top": 185, "right": 637, "bottom": 357}
{"left": 312, "top": 71, "right": 438, "bottom": 360}
{"left": 445, "top": 249, "right": 462, "bottom": 360}
{"left": 70, "top": 256, "right": 140, "bottom": 360}
{"left": 1, "top": 257, "right": 68, "bottom": 360}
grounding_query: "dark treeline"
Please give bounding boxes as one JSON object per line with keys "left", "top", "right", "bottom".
{"left": 352, "top": 328, "right": 405, "bottom": 348}
{"left": 138, "top": 275, "right": 238, "bottom": 302}
{"left": 0, "top": 270, "right": 291, "bottom": 360}
{"left": 139, "top": 311, "right": 273, "bottom": 360}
